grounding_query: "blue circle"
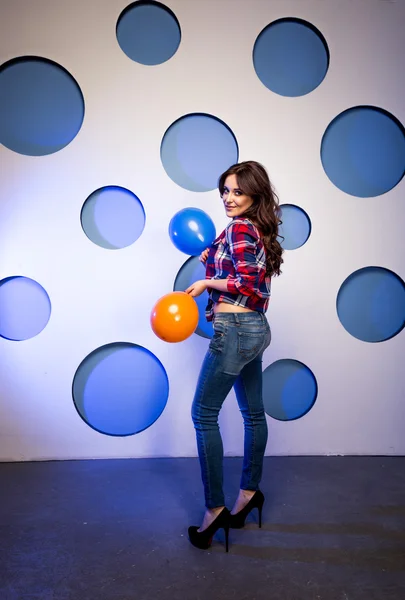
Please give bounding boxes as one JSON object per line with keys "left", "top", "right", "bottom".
{"left": 169, "top": 208, "right": 216, "bottom": 255}
{"left": 337, "top": 267, "right": 405, "bottom": 342}
{"left": 0, "top": 276, "right": 51, "bottom": 341}
{"left": 81, "top": 186, "right": 145, "bottom": 249}
{"left": 173, "top": 256, "right": 213, "bottom": 339}
{"left": 321, "top": 106, "right": 405, "bottom": 197}
{"left": 253, "top": 18, "right": 329, "bottom": 97}
{"left": 116, "top": 1, "right": 181, "bottom": 65}
{"left": 263, "top": 359, "right": 318, "bottom": 421}
{"left": 278, "top": 204, "right": 311, "bottom": 250}
{"left": 72, "top": 342, "right": 169, "bottom": 436}
{"left": 161, "top": 113, "right": 239, "bottom": 192}
{"left": 0, "top": 56, "right": 84, "bottom": 156}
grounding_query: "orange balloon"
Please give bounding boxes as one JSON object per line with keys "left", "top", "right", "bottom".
{"left": 151, "top": 291, "right": 199, "bottom": 343}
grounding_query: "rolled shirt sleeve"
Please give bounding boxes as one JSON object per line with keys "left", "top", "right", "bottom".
{"left": 225, "top": 220, "right": 263, "bottom": 297}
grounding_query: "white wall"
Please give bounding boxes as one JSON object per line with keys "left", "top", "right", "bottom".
{"left": 0, "top": 0, "right": 404, "bottom": 461}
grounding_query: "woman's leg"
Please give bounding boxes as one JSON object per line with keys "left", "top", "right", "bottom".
{"left": 232, "top": 351, "right": 269, "bottom": 513}
{"left": 191, "top": 348, "right": 238, "bottom": 511}
{"left": 191, "top": 313, "right": 270, "bottom": 527}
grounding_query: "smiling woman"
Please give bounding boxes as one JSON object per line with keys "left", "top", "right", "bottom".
{"left": 186, "top": 161, "right": 284, "bottom": 321}
{"left": 184, "top": 161, "right": 284, "bottom": 552}
{"left": 221, "top": 175, "right": 254, "bottom": 218}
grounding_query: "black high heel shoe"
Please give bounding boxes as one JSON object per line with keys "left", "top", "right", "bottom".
{"left": 229, "top": 490, "right": 265, "bottom": 529}
{"left": 188, "top": 507, "right": 230, "bottom": 552}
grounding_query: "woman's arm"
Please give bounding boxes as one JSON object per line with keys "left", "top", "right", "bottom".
{"left": 204, "top": 279, "right": 229, "bottom": 293}
{"left": 225, "top": 220, "right": 262, "bottom": 297}
{"left": 186, "top": 220, "right": 264, "bottom": 298}
{"left": 185, "top": 278, "right": 229, "bottom": 297}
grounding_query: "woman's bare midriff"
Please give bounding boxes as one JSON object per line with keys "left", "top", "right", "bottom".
{"left": 213, "top": 302, "right": 254, "bottom": 314}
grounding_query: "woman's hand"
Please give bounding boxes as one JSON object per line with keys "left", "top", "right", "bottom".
{"left": 185, "top": 280, "right": 208, "bottom": 298}
{"left": 199, "top": 248, "right": 210, "bottom": 264}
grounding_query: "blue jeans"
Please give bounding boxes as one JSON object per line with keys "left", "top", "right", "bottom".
{"left": 191, "top": 311, "right": 271, "bottom": 508}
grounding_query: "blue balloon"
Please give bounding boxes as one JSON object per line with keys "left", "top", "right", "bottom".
{"left": 169, "top": 208, "right": 216, "bottom": 255}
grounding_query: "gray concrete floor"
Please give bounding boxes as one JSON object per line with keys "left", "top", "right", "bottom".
{"left": 1, "top": 457, "right": 404, "bottom": 600}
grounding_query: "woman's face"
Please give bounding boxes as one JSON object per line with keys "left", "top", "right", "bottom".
{"left": 222, "top": 174, "right": 254, "bottom": 218}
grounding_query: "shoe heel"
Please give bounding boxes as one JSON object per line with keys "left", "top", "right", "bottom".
{"left": 258, "top": 492, "right": 265, "bottom": 528}
{"left": 224, "top": 525, "right": 229, "bottom": 552}
{"left": 229, "top": 490, "right": 265, "bottom": 529}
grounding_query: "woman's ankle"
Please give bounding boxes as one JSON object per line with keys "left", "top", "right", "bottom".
{"left": 231, "top": 489, "right": 255, "bottom": 514}
{"left": 207, "top": 505, "right": 225, "bottom": 516}
{"left": 239, "top": 489, "right": 255, "bottom": 500}
{"left": 198, "top": 506, "right": 225, "bottom": 532}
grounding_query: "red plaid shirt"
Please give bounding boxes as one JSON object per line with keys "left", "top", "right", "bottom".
{"left": 205, "top": 218, "right": 271, "bottom": 322}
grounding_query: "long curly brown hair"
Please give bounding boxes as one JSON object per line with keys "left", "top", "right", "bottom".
{"left": 218, "top": 161, "right": 284, "bottom": 277}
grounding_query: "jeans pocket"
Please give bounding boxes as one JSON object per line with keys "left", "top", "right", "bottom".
{"left": 237, "top": 331, "right": 264, "bottom": 359}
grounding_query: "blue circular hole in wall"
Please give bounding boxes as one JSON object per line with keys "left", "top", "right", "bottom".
{"left": 263, "top": 359, "right": 318, "bottom": 421}
{"left": 253, "top": 18, "right": 329, "bottom": 97}
{"left": 278, "top": 204, "right": 311, "bottom": 250}
{"left": 0, "top": 276, "right": 51, "bottom": 341}
{"left": 337, "top": 267, "right": 405, "bottom": 343}
{"left": 174, "top": 256, "right": 213, "bottom": 339}
{"left": 81, "top": 186, "right": 146, "bottom": 249}
{"left": 72, "top": 342, "right": 169, "bottom": 436}
{"left": 116, "top": 1, "right": 181, "bottom": 65}
{"left": 0, "top": 56, "right": 84, "bottom": 156}
{"left": 321, "top": 106, "right": 405, "bottom": 197}
{"left": 161, "top": 113, "right": 239, "bottom": 192}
